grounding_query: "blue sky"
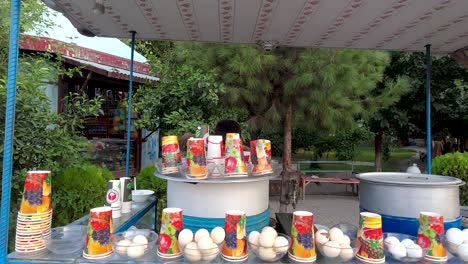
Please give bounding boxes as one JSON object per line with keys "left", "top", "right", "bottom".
{"left": 26, "top": 9, "right": 147, "bottom": 63}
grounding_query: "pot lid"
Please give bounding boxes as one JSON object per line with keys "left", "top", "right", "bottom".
{"left": 356, "top": 172, "right": 464, "bottom": 187}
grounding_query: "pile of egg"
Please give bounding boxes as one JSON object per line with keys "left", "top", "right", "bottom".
{"left": 445, "top": 228, "right": 468, "bottom": 261}
{"left": 384, "top": 236, "right": 423, "bottom": 260}
{"left": 315, "top": 227, "right": 354, "bottom": 261}
{"left": 178, "top": 227, "right": 225, "bottom": 262}
{"left": 115, "top": 234, "right": 149, "bottom": 258}
{"left": 247, "top": 227, "right": 289, "bottom": 261}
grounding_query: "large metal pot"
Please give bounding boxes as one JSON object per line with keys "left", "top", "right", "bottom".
{"left": 356, "top": 172, "right": 465, "bottom": 220}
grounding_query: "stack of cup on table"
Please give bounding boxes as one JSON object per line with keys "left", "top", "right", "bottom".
{"left": 15, "top": 171, "right": 53, "bottom": 253}
{"left": 83, "top": 207, "right": 113, "bottom": 259}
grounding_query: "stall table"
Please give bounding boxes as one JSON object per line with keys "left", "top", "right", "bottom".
{"left": 7, "top": 197, "right": 157, "bottom": 264}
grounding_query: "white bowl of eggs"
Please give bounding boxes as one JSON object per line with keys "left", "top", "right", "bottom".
{"left": 315, "top": 225, "right": 357, "bottom": 262}
{"left": 247, "top": 226, "right": 290, "bottom": 262}
{"left": 178, "top": 227, "right": 225, "bottom": 263}
{"left": 383, "top": 233, "right": 427, "bottom": 262}
{"left": 113, "top": 229, "right": 158, "bottom": 259}
{"left": 443, "top": 227, "right": 468, "bottom": 262}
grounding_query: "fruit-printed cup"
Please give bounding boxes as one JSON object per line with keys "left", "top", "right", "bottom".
{"left": 356, "top": 212, "right": 385, "bottom": 263}
{"left": 288, "top": 211, "right": 316, "bottom": 262}
{"left": 186, "top": 138, "right": 208, "bottom": 179}
{"left": 19, "top": 171, "right": 52, "bottom": 214}
{"left": 225, "top": 136, "right": 248, "bottom": 176}
{"left": 222, "top": 210, "right": 248, "bottom": 261}
{"left": 161, "top": 136, "right": 182, "bottom": 174}
{"left": 83, "top": 207, "right": 113, "bottom": 259}
{"left": 158, "top": 208, "right": 183, "bottom": 258}
{"left": 417, "top": 212, "right": 447, "bottom": 262}
{"left": 250, "top": 139, "right": 273, "bottom": 175}
{"left": 119, "top": 177, "right": 133, "bottom": 213}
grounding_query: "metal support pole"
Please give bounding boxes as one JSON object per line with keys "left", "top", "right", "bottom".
{"left": 425, "top": 44, "right": 432, "bottom": 174}
{"left": 1, "top": 0, "right": 21, "bottom": 260}
{"left": 125, "top": 31, "right": 137, "bottom": 178}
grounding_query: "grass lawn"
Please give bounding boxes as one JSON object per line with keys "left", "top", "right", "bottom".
{"left": 294, "top": 145, "right": 416, "bottom": 172}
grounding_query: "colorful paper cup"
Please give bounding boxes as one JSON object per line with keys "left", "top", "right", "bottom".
{"left": 83, "top": 207, "right": 113, "bottom": 258}
{"left": 250, "top": 139, "right": 273, "bottom": 175}
{"left": 225, "top": 137, "right": 248, "bottom": 176}
{"left": 161, "top": 136, "right": 182, "bottom": 174}
{"left": 20, "top": 171, "right": 52, "bottom": 214}
{"left": 221, "top": 210, "right": 247, "bottom": 261}
{"left": 417, "top": 212, "right": 447, "bottom": 262}
{"left": 158, "top": 208, "right": 183, "bottom": 258}
{"left": 356, "top": 212, "right": 385, "bottom": 263}
{"left": 186, "top": 138, "right": 208, "bottom": 179}
{"left": 288, "top": 211, "right": 316, "bottom": 262}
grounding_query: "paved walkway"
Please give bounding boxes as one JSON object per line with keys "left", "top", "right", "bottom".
{"left": 269, "top": 195, "right": 359, "bottom": 228}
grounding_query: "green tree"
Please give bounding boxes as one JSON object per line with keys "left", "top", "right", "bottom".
{"left": 388, "top": 53, "right": 468, "bottom": 151}
{"left": 180, "top": 44, "right": 390, "bottom": 211}
{"left": 367, "top": 52, "right": 412, "bottom": 171}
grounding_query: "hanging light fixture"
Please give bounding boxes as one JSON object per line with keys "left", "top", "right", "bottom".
{"left": 93, "top": 0, "right": 105, "bottom": 15}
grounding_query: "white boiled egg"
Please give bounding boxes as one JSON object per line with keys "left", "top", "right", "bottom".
{"left": 406, "top": 243, "right": 423, "bottom": 258}
{"left": 116, "top": 239, "right": 132, "bottom": 254}
{"left": 195, "top": 228, "right": 210, "bottom": 242}
{"left": 329, "top": 227, "right": 344, "bottom": 242}
{"left": 323, "top": 241, "right": 341, "bottom": 258}
{"left": 259, "top": 229, "right": 277, "bottom": 247}
{"left": 274, "top": 236, "right": 289, "bottom": 253}
{"left": 339, "top": 245, "right": 354, "bottom": 261}
{"left": 178, "top": 229, "right": 194, "bottom": 249}
{"left": 315, "top": 230, "right": 329, "bottom": 245}
{"left": 210, "top": 227, "right": 225, "bottom": 245}
{"left": 184, "top": 242, "right": 202, "bottom": 262}
{"left": 127, "top": 243, "right": 146, "bottom": 258}
{"left": 401, "top": 238, "right": 415, "bottom": 247}
{"left": 248, "top": 231, "right": 260, "bottom": 251}
{"left": 389, "top": 243, "right": 406, "bottom": 259}
{"left": 447, "top": 228, "right": 464, "bottom": 245}
{"left": 457, "top": 244, "right": 468, "bottom": 261}
{"left": 259, "top": 246, "right": 276, "bottom": 261}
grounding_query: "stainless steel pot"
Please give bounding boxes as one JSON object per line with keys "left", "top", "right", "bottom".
{"left": 356, "top": 172, "right": 465, "bottom": 220}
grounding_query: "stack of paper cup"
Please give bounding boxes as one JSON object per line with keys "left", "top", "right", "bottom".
{"left": 157, "top": 208, "right": 183, "bottom": 259}
{"left": 161, "top": 135, "right": 182, "bottom": 174}
{"left": 250, "top": 139, "right": 273, "bottom": 175}
{"left": 221, "top": 210, "right": 248, "bottom": 261}
{"left": 186, "top": 137, "right": 208, "bottom": 179}
{"left": 288, "top": 211, "right": 316, "bottom": 262}
{"left": 206, "top": 135, "right": 224, "bottom": 177}
{"left": 16, "top": 171, "right": 52, "bottom": 253}
{"left": 119, "top": 177, "right": 133, "bottom": 214}
{"left": 417, "top": 211, "right": 447, "bottom": 262}
{"left": 224, "top": 133, "right": 247, "bottom": 176}
{"left": 105, "top": 180, "right": 121, "bottom": 219}
{"left": 356, "top": 212, "right": 385, "bottom": 263}
{"left": 83, "top": 207, "right": 113, "bottom": 259}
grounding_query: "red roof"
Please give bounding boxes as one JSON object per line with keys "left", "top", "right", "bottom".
{"left": 19, "top": 35, "right": 153, "bottom": 76}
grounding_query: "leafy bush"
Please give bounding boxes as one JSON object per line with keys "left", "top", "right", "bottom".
{"left": 432, "top": 152, "right": 468, "bottom": 206}
{"left": 52, "top": 163, "right": 113, "bottom": 226}
{"left": 136, "top": 166, "right": 167, "bottom": 228}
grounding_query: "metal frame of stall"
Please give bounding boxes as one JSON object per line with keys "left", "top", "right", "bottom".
{"left": 0, "top": 0, "right": 435, "bottom": 262}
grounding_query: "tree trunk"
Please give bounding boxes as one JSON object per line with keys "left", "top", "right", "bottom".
{"left": 375, "top": 129, "right": 383, "bottom": 172}
{"left": 280, "top": 104, "right": 293, "bottom": 213}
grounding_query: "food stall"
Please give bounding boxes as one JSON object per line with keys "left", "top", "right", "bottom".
{"left": 3, "top": 0, "right": 468, "bottom": 263}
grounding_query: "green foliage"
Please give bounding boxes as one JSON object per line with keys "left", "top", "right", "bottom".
{"left": 136, "top": 166, "right": 167, "bottom": 229}
{"left": 432, "top": 152, "right": 468, "bottom": 206}
{"left": 311, "top": 127, "right": 373, "bottom": 161}
{"left": 52, "top": 164, "right": 113, "bottom": 226}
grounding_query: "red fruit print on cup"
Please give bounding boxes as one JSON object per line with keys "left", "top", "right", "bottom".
{"left": 225, "top": 157, "right": 237, "bottom": 173}
{"left": 159, "top": 234, "right": 171, "bottom": 254}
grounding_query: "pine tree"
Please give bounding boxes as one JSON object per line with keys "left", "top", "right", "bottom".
{"left": 180, "top": 44, "right": 390, "bottom": 211}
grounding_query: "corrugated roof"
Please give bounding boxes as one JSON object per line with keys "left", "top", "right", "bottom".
{"left": 63, "top": 55, "right": 159, "bottom": 83}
